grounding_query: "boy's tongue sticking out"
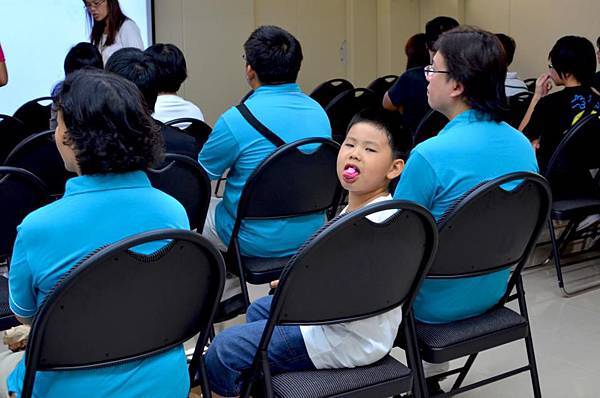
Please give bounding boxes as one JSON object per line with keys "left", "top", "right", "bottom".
{"left": 342, "top": 165, "right": 360, "bottom": 182}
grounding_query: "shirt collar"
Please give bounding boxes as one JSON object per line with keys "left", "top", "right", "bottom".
{"left": 64, "top": 170, "right": 151, "bottom": 197}
{"left": 253, "top": 83, "right": 301, "bottom": 95}
{"left": 438, "top": 109, "right": 491, "bottom": 136}
{"left": 506, "top": 71, "right": 518, "bottom": 79}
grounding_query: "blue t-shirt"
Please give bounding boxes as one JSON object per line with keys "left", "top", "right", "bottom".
{"left": 8, "top": 171, "right": 190, "bottom": 398}
{"left": 198, "top": 83, "right": 332, "bottom": 257}
{"left": 394, "top": 110, "right": 538, "bottom": 324}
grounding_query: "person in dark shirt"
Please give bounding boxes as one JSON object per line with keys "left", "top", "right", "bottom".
{"left": 593, "top": 36, "right": 600, "bottom": 92}
{"left": 520, "top": 36, "right": 600, "bottom": 171}
{"left": 383, "top": 16, "right": 459, "bottom": 136}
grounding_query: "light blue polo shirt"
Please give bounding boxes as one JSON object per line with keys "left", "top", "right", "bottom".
{"left": 8, "top": 171, "right": 190, "bottom": 398}
{"left": 198, "top": 83, "right": 332, "bottom": 257}
{"left": 394, "top": 109, "right": 538, "bottom": 324}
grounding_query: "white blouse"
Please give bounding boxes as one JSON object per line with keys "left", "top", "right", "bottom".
{"left": 98, "top": 18, "right": 144, "bottom": 64}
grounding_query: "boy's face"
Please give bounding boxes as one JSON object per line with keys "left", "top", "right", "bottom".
{"left": 337, "top": 122, "right": 404, "bottom": 194}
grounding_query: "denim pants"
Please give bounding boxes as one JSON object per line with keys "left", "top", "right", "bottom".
{"left": 205, "top": 296, "right": 315, "bottom": 397}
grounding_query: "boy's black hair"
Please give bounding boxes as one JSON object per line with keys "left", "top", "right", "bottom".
{"left": 64, "top": 42, "right": 103, "bottom": 75}
{"left": 53, "top": 69, "right": 163, "bottom": 175}
{"left": 144, "top": 43, "right": 187, "bottom": 93}
{"left": 549, "top": 36, "right": 596, "bottom": 84}
{"left": 425, "top": 16, "right": 459, "bottom": 52}
{"left": 495, "top": 33, "right": 516, "bottom": 66}
{"left": 243, "top": 25, "right": 303, "bottom": 84}
{"left": 105, "top": 48, "right": 159, "bottom": 111}
{"left": 347, "top": 107, "right": 412, "bottom": 160}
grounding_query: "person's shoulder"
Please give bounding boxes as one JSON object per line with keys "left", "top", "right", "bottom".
{"left": 17, "top": 195, "right": 75, "bottom": 236}
{"left": 120, "top": 18, "right": 141, "bottom": 32}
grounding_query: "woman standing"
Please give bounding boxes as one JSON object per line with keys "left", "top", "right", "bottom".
{"left": 84, "top": 0, "right": 144, "bottom": 64}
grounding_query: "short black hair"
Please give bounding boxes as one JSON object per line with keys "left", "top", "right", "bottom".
{"left": 53, "top": 69, "right": 163, "bottom": 175}
{"left": 495, "top": 33, "right": 516, "bottom": 66}
{"left": 105, "top": 48, "right": 159, "bottom": 111}
{"left": 405, "top": 33, "right": 430, "bottom": 70}
{"left": 144, "top": 43, "right": 187, "bottom": 93}
{"left": 425, "top": 16, "right": 459, "bottom": 51}
{"left": 243, "top": 25, "right": 303, "bottom": 84}
{"left": 549, "top": 36, "right": 596, "bottom": 84}
{"left": 64, "top": 42, "right": 103, "bottom": 75}
{"left": 436, "top": 27, "right": 507, "bottom": 122}
{"left": 347, "top": 107, "right": 412, "bottom": 160}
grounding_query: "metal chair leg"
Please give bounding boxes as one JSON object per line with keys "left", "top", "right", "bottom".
{"left": 451, "top": 354, "right": 477, "bottom": 391}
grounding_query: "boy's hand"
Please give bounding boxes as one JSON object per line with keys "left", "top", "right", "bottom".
{"left": 269, "top": 280, "right": 279, "bottom": 289}
{"left": 535, "top": 74, "right": 552, "bottom": 98}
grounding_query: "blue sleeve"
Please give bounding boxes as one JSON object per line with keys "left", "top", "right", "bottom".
{"left": 8, "top": 226, "right": 37, "bottom": 318}
{"left": 198, "top": 115, "right": 240, "bottom": 180}
{"left": 393, "top": 150, "right": 439, "bottom": 210}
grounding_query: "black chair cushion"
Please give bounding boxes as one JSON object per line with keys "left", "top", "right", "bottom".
{"left": 551, "top": 198, "right": 600, "bottom": 221}
{"left": 241, "top": 256, "right": 290, "bottom": 285}
{"left": 0, "top": 277, "right": 19, "bottom": 330}
{"left": 415, "top": 307, "right": 528, "bottom": 363}
{"left": 271, "top": 355, "right": 412, "bottom": 398}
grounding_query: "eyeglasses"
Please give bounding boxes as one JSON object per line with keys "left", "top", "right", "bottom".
{"left": 548, "top": 63, "right": 554, "bottom": 69}
{"left": 84, "top": 0, "right": 106, "bottom": 10}
{"left": 424, "top": 64, "right": 450, "bottom": 78}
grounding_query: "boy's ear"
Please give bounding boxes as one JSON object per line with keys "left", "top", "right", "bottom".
{"left": 386, "top": 158, "right": 404, "bottom": 181}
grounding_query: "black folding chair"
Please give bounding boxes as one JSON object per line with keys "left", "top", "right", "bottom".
{"left": 4, "top": 130, "right": 74, "bottom": 197}
{"left": 146, "top": 153, "right": 211, "bottom": 231}
{"left": 406, "top": 172, "right": 551, "bottom": 397}
{"left": 165, "top": 118, "right": 212, "bottom": 154}
{"left": 543, "top": 113, "right": 600, "bottom": 296}
{"left": 239, "top": 200, "right": 438, "bottom": 398}
{"left": 505, "top": 91, "right": 534, "bottom": 128}
{"left": 367, "top": 74, "right": 399, "bottom": 100}
{"left": 220, "top": 138, "right": 342, "bottom": 321}
{"left": 325, "top": 88, "right": 379, "bottom": 144}
{"left": 413, "top": 109, "right": 449, "bottom": 146}
{"left": 309, "top": 78, "right": 354, "bottom": 109}
{"left": 13, "top": 96, "right": 53, "bottom": 135}
{"left": 0, "top": 167, "right": 49, "bottom": 331}
{"left": 0, "top": 114, "right": 28, "bottom": 162}
{"left": 20, "top": 229, "right": 225, "bottom": 398}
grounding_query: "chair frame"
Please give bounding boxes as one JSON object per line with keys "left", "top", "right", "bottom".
{"left": 309, "top": 78, "right": 354, "bottom": 109}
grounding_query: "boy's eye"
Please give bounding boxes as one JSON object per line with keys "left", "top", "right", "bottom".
{"left": 366, "top": 148, "right": 377, "bottom": 153}
{"left": 344, "top": 143, "right": 354, "bottom": 148}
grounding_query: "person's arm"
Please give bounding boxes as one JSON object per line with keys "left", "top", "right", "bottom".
{"left": 198, "top": 115, "right": 240, "bottom": 181}
{"left": 0, "top": 43, "right": 8, "bottom": 87}
{"left": 119, "top": 19, "right": 144, "bottom": 50}
{"left": 383, "top": 91, "right": 403, "bottom": 113}
{"left": 8, "top": 228, "right": 38, "bottom": 325}
{"left": 518, "top": 73, "right": 552, "bottom": 132}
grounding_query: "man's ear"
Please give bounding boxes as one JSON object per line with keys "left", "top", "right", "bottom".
{"left": 387, "top": 158, "right": 405, "bottom": 180}
{"left": 449, "top": 79, "right": 464, "bottom": 99}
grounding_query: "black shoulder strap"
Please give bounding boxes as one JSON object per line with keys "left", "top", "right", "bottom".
{"left": 236, "top": 103, "right": 285, "bottom": 147}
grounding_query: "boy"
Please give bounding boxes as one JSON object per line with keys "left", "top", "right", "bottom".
{"left": 204, "top": 108, "right": 410, "bottom": 398}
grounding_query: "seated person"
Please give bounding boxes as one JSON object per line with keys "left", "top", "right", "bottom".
{"left": 145, "top": 43, "right": 205, "bottom": 126}
{"left": 105, "top": 48, "right": 198, "bottom": 159}
{"left": 205, "top": 107, "right": 409, "bottom": 398}
{"left": 198, "top": 26, "right": 331, "bottom": 258}
{"left": 383, "top": 16, "right": 459, "bottom": 136}
{"left": 519, "top": 35, "right": 600, "bottom": 171}
{"left": 495, "top": 33, "right": 528, "bottom": 97}
{"left": 404, "top": 33, "right": 430, "bottom": 71}
{"left": 592, "top": 36, "right": 600, "bottom": 92}
{"left": 3, "top": 69, "right": 190, "bottom": 397}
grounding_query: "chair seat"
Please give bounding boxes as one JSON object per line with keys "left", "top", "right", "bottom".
{"left": 415, "top": 307, "right": 528, "bottom": 363}
{"left": 551, "top": 198, "right": 600, "bottom": 220}
{"left": 241, "top": 256, "right": 290, "bottom": 284}
{"left": 271, "top": 355, "right": 412, "bottom": 398}
{"left": 0, "top": 277, "right": 19, "bottom": 331}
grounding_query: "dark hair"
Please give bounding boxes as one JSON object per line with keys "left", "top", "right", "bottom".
{"left": 436, "top": 27, "right": 507, "bottom": 122}
{"left": 347, "top": 107, "right": 412, "bottom": 160}
{"left": 85, "top": 0, "right": 128, "bottom": 48}
{"left": 405, "top": 33, "right": 430, "bottom": 70}
{"left": 64, "top": 42, "right": 103, "bottom": 75}
{"left": 549, "top": 36, "right": 596, "bottom": 84}
{"left": 495, "top": 33, "right": 516, "bottom": 66}
{"left": 53, "top": 69, "right": 163, "bottom": 175}
{"left": 425, "top": 16, "right": 459, "bottom": 51}
{"left": 144, "top": 43, "right": 187, "bottom": 93}
{"left": 243, "top": 25, "right": 303, "bottom": 84}
{"left": 105, "top": 48, "right": 158, "bottom": 111}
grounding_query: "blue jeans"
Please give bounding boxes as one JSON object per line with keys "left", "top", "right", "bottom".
{"left": 205, "top": 296, "right": 315, "bottom": 397}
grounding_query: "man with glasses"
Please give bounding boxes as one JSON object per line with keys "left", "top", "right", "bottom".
{"left": 383, "top": 16, "right": 459, "bottom": 137}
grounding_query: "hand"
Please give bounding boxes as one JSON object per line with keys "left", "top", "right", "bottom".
{"left": 7, "top": 339, "right": 27, "bottom": 352}
{"left": 269, "top": 280, "right": 279, "bottom": 289}
{"left": 535, "top": 74, "right": 552, "bottom": 97}
{"left": 531, "top": 139, "right": 540, "bottom": 151}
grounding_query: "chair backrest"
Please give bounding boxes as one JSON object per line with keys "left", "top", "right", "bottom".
{"left": 505, "top": 91, "right": 533, "bottom": 128}
{"left": 230, "top": 138, "right": 342, "bottom": 247}
{"left": 0, "top": 167, "right": 49, "bottom": 262}
{"left": 367, "top": 74, "right": 398, "bottom": 100}
{"left": 13, "top": 97, "right": 53, "bottom": 135}
{"left": 325, "top": 88, "right": 379, "bottom": 143}
{"left": 412, "top": 109, "right": 449, "bottom": 146}
{"left": 0, "top": 114, "right": 28, "bottom": 162}
{"left": 269, "top": 200, "right": 437, "bottom": 326}
{"left": 146, "top": 153, "right": 211, "bottom": 231}
{"left": 524, "top": 78, "right": 536, "bottom": 93}
{"left": 165, "top": 118, "right": 212, "bottom": 153}
{"left": 428, "top": 172, "right": 551, "bottom": 291}
{"left": 309, "top": 78, "right": 354, "bottom": 109}
{"left": 4, "top": 130, "right": 74, "bottom": 197}
{"left": 22, "top": 229, "right": 225, "bottom": 398}
{"left": 544, "top": 113, "right": 600, "bottom": 200}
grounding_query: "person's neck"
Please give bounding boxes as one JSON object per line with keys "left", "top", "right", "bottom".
{"left": 158, "top": 92, "right": 177, "bottom": 96}
{"left": 444, "top": 101, "right": 471, "bottom": 120}
{"left": 564, "top": 78, "right": 582, "bottom": 88}
{"left": 346, "top": 187, "right": 389, "bottom": 212}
